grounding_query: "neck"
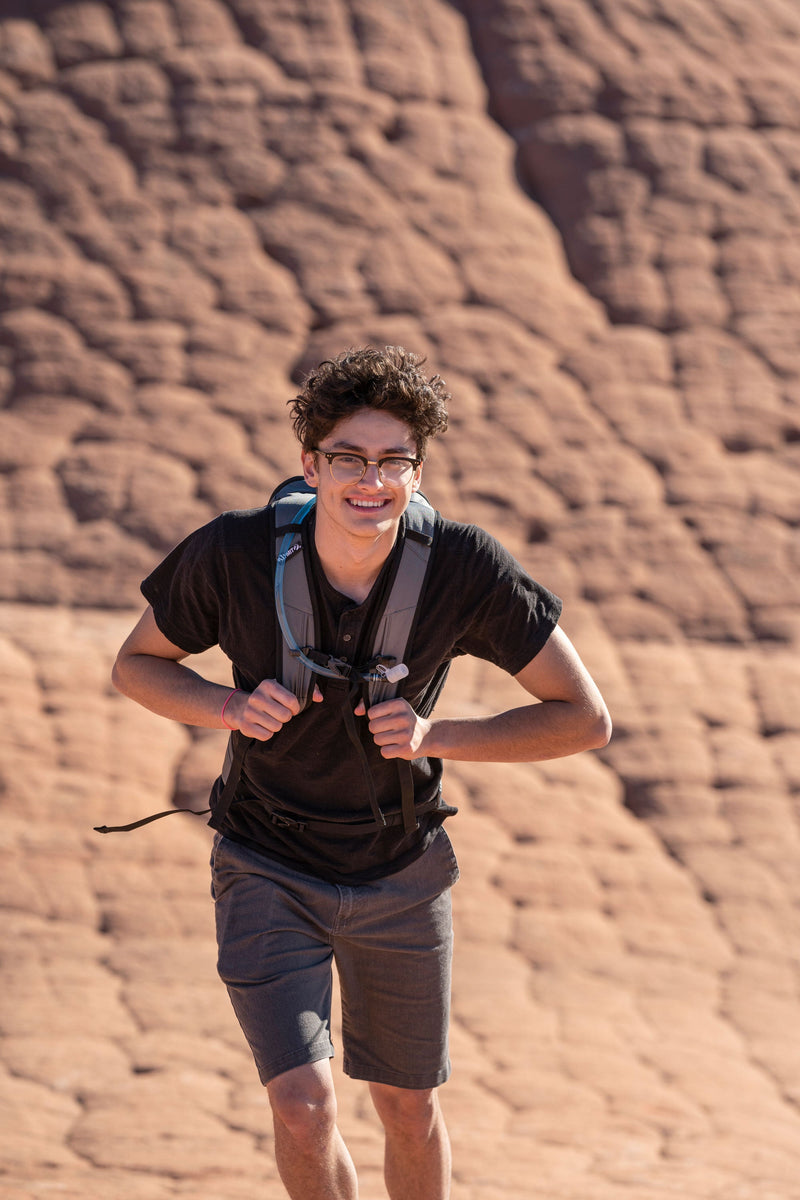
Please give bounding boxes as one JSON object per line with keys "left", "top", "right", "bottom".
{"left": 314, "top": 527, "right": 397, "bottom": 604}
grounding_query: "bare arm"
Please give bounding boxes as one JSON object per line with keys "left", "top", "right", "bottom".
{"left": 364, "top": 625, "right": 611, "bottom": 762}
{"left": 112, "top": 606, "right": 319, "bottom": 740}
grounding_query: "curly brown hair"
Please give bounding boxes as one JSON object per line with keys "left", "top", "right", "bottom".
{"left": 289, "top": 346, "right": 450, "bottom": 458}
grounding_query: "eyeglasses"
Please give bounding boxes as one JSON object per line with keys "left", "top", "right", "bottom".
{"left": 314, "top": 449, "right": 421, "bottom": 486}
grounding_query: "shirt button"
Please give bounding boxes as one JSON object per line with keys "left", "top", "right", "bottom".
{"left": 342, "top": 634, "right": 352, "bottom": 642}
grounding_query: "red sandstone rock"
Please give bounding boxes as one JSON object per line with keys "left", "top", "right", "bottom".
{"left": 1, "top": 2, "right": 799, "bottom": 1198}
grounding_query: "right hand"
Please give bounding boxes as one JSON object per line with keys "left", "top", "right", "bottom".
{"left": 227, "top": 679, "right": 323, "bottom": 741}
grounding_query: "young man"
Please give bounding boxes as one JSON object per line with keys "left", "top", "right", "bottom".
{"left": 112, "top": 345, "right": 611, "bottom": 1200}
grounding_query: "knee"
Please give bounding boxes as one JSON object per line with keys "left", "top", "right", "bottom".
{"left": 268, "top": 1066, "right": 338, "bottom": 1144}
{"left": 370, "top": 1083, "right": 440, "bottom": 1139}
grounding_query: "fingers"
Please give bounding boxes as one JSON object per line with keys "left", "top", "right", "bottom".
{"left": 235, "top": 686, "right": 425, "bottom": 755}
{"left": 237, "top": 679, "right": 303, "bottom": 741}
{"left": 235, "top": 686, "right": 425, "bottom": 756}
{"left": 360, "top": 698, "right": 430, "bottom": 760}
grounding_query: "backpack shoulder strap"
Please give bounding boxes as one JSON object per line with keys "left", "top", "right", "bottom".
{"left": 271, "top": 477, "right": 317, "bottom": 709}
{"left": 366, "top": 490, "right": 437, "bottom": 706}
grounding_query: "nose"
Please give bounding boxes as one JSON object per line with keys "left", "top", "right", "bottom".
{"left": 359, "top": 461, "right": 383, "bottom": 486}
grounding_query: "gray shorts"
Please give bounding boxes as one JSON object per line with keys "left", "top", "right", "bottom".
{"left": 210, "top": 828, "right": 460, "bottom": 1089}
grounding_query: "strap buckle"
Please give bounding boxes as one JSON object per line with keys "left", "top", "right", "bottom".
{"left": 269, "top": 812, "right": 307, "bottom": 831}
{"left": 296, "top": 647, "right": 355, "bottom": 680}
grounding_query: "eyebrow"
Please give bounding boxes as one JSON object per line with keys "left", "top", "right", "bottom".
{"left": 326, "top": 440, "right": 417, "bottom": 456}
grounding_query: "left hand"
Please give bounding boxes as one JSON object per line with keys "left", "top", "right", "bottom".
{"left": 354, "top": 697, "right": 433, "bottom": 760}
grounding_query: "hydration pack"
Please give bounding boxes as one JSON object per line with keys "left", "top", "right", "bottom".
{"left": 96, "top": 478, "right": 440, "bottom": 836}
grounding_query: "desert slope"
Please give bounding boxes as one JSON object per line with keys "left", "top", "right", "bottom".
{"left": 1, "top": 2, "right": 799, "bottom": 1198}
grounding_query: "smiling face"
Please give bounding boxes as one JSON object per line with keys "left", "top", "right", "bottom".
{"left": 301, "top": 408, "right": 423, "bottom": 555}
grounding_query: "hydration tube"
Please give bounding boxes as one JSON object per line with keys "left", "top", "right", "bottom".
{"left": 274, "top": 497, "right": 408, "bottom": 686}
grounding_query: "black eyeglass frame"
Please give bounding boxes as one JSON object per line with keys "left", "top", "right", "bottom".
{"left": 312, "top": 449, "right": 422, "bottom": 483}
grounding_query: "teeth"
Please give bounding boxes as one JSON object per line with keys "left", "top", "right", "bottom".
{"left": 350, "top": 499, "right": 386, "bottom": 508}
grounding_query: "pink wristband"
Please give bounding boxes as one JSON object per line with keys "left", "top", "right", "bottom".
{"left": 220, "top": 688, "right": 242, "bottom": 730}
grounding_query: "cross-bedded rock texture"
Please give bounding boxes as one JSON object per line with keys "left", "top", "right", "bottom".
{"left": 1, "top": 2, "right": 799, "bottom": 1197}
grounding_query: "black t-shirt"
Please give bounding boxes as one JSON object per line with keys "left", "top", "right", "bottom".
{"left": 141, "top": 503, "right": 562, "bottom": 883}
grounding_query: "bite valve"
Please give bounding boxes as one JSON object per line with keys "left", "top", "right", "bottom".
{"left": 380, "top": 662, "right": 409, "bottom": 684}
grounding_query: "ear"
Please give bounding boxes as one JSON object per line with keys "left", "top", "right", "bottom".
{"left": 411, "top": 461, "right": 423, "bottom": 493}
{"left": 301, "top": 448, "right": 319, "bottom": 487}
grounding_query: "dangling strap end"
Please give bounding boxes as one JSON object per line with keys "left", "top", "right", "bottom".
{"left": 93, "top": 806, "right": 211, "bottom": 834}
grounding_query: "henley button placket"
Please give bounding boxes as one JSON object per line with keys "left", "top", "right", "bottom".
{"left": 337, "top": 612, "right": 362, "bottom": 662}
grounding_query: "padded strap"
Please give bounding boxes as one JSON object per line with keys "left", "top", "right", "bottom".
{"left": 279, "top": 529, "right": 316, "bottom": 708}
{"left": 274, "top": 490, "right": 317, "bottom": 709}
{"left": 367, "top": 523, "right": 433, "bottom": 706}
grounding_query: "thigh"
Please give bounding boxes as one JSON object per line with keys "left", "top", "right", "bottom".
{"left": 211, "top": 834, "right": 338, "bottom": 1085}
{"left": 335, "top": 828, "right": 459, "bottom": 1090}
